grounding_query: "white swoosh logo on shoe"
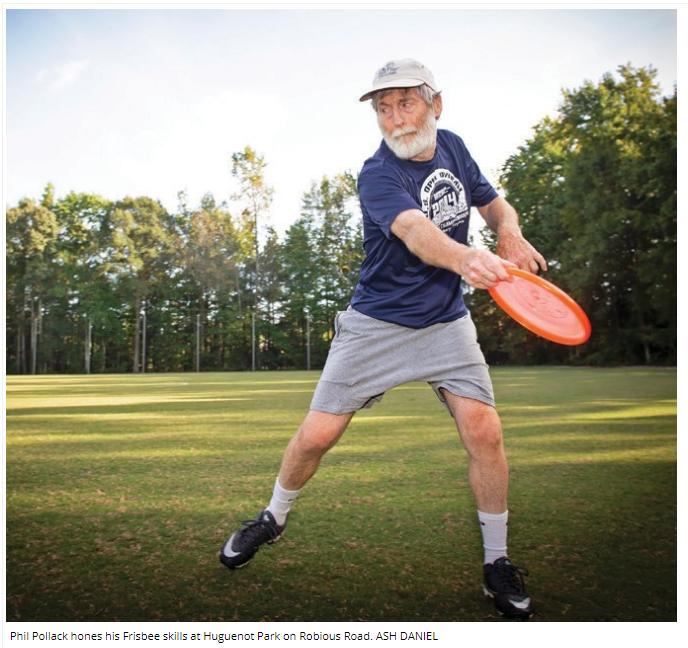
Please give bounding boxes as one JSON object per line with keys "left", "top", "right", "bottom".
{"left": 222, "top": 533, "right": 240, "bottom": 558}
{"left": 510, "top": 597, "right": 531, "bottom": 610}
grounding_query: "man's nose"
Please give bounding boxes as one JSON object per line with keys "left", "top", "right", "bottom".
{"left": 390, "top": 107, "right": 405, "bottom": 128}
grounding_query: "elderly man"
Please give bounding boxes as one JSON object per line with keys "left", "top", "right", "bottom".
{"left": 220, "top": 59, "right": 545, "bottom": 620}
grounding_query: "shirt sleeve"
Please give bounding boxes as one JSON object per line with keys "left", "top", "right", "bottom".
{"left": 358, "top": 164, "right": 420, "bottom": 239}
{"left": 462, "top": 142, "right": 499, "bottom": 207}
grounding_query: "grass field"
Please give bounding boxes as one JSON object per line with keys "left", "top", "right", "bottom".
{"left": 5, "top": 367, "right": 676, "bottom": 622}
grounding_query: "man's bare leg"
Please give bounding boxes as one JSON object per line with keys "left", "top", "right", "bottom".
{"left": 442, "top": 390, "right": 508, "bottom": 514}
{"left": 441, "top": 390, "right": 533, "bottom": 618}
{"left": 220, "top": 410, "right": 353, "bottom": 569}
{"left": 277, "top": 410, "right": 355, "bottom": 490}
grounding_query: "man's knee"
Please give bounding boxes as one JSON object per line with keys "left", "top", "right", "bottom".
{"left": 465, "top": 413, "right": 503, "bottom": 451}
{"left": 449, "top": 396, "right": 504, "bottom": 453}
{"left": 295, "top": 425, "right": 337, "bottom": 456}
{"left": 295, "top": 410, "right": 352, "bottom": 455}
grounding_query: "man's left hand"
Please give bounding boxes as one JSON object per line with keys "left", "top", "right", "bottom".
{"left": 496, "top": 228, "right": 547, "bottom": 274}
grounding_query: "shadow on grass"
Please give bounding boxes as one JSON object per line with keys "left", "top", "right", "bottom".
{"left": 6, "top": 454, "right": 676, "bottom": 622}
{"left": 6, "top": 368, "right": 676, "bottom": 621}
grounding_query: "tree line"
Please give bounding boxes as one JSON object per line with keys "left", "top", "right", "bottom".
{"left": 7, "top": 150, "right": 362, "bottom": 374}
{"left": 6, "top": 65, "right": 676, "bottom": 373}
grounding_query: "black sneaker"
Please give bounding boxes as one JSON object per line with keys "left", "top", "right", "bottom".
{"left": 219, "top": 509, "right": 286, "bottom": 570}
{"left": 483, "top": 557, "right": 534, "bottom": 619}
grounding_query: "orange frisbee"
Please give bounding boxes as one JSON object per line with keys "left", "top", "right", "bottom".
{"left": 488, "top": 267, "right": 591, "bottom": 346}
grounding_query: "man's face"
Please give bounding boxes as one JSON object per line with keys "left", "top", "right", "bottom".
{"left": 376, "top": 88, "right": 439, "bottom": 161}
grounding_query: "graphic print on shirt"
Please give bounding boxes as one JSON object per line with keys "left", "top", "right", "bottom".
{"left": 420, "top": 169, "right": 469, "bottom": 232}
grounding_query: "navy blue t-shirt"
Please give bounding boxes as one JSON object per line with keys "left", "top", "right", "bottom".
{"left": 351, "top": 129, "right": 498, "bottom": 328}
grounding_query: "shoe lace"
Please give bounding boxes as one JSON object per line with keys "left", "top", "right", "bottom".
{"left": 239, "top": 516, "right": 280, "bottom": 543}
{"left": 492, "top": 560, "right": 529, "bottom": 594}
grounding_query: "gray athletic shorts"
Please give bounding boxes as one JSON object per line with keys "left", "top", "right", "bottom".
{"left": 310, "top": 306, "right": 495, "bottom": 415}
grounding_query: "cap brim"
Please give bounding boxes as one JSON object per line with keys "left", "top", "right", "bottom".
{"left": 358, "top": 78, "right": 428, "bottom": 102}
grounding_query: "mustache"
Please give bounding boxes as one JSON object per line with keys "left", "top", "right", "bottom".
{"left": 390, "top": 126, "right": 418, "bottom": 138}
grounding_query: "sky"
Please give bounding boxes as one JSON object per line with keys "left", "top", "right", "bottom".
{"left": 4, "top": 7, "right": 678, "bottom": 239}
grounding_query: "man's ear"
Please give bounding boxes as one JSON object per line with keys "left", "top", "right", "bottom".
{"left": 433, "top": 93, "right": 443, "bottom": 120}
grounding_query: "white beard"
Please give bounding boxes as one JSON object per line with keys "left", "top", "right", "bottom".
{"left": 381, "top": 110, "right": 437, "bottom": 160}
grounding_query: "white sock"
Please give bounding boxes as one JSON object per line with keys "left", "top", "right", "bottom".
{"left": 266, "top": 479, "right": 301, "bottom": 526}
{"left": 478, "top": 509, "right": 509, "bottom": 565}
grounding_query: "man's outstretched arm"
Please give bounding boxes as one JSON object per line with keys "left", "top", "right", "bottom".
{"left": 390, "top": 209, "right": 511, "bottom": 290}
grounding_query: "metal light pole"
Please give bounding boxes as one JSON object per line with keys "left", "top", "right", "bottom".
{"left": 141, "top": 302, "right": 147, "bottom": 373}
{"left": 253, "top": 210, "right": 259, "bottom": 372}
{"left": 306, "top": 311, "right": 311, "bottom": 371}
{"left": 85, "top": 316, "right": 92, "bottom": 374}
{"left": 30, "top": 297, "right": 40, "bottom": 375}
{"left": 195, "top": 314, "right": 201, "bottom": 372}
{"left": 251, "top": 311, "right": 256, "bottom": 372}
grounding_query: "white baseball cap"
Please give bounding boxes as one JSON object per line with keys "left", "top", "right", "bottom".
{"left": 359, "top": 58, "right": 440, "bottom": 102}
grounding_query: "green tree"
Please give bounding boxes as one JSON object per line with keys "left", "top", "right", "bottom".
{"left": 50, "top": 191, "right": 114, "bottom": 373}
{"left": 473, "top": 64, "right": 676, "bottom": 365}
{"left": 104, "top": 196, "right": 177, "bottom": 372}
{"left": 290, "top": 172, "right": 363, "bottom": 367}
{"left": 177, "top": 193, "right": 242, "bottom": 371}
{"left": 280, "top": 213, "right": 318, "bottom": 368}
{"left": 6, "top": 195, "right": 59, "bottom": 373}
{"left": 257, "top": 227, "right": 286, "bottom": 368}
{"left": 231, "top": 146, "right": 274, "bottom": 369}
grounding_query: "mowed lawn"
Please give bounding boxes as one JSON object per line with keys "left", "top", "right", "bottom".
{"left": 5, "top": 367, "right": 676, "bottom": 622}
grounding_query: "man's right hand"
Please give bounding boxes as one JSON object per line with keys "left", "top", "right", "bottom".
{"left": 458, "top": 248, "right": 513, "bottom": 290}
